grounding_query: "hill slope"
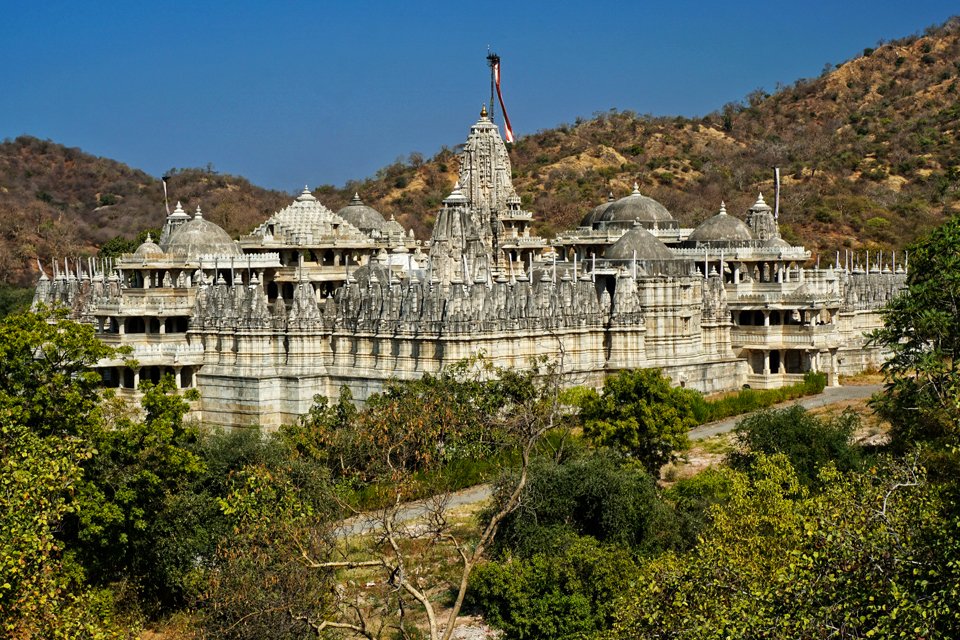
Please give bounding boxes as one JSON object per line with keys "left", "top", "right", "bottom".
{"left": 332, "top": 17, "right": 960, "bottom": 252}
{"left": 0, "top": 137, "right": 290, "bottom": 285}
{"left": 3, "top": 17, "right": 959, "bottom": 287}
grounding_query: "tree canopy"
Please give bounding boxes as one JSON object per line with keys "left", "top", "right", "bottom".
{"left": 870, "top": 213, "right": 960, "bottom": 447}
{"left": 578, "top": 368, "right": 695, "bottom": 473}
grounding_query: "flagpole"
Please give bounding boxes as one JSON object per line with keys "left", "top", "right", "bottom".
{"left": 486, "top": 49, "right": 496, "bottom": 122}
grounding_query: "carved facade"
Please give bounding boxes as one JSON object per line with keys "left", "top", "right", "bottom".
{"left": 34, "top": 109, "right": 906, "bottom": 428}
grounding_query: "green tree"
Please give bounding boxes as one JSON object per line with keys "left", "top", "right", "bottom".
{"left": 578, "top": 369, "right": 694, "bottom": 474}
{"left": 214, "top": 359, "right": 562, "bottom": 640}
{"left": 491, "top": 452, "right": 680, "bottom": 558}
{"left": 870, "top": 213, "right": 960, "bottom": 447}
{"left": 728, "top": 405, "right": 862, "bottom": 489}
{"left": 0, "top": 311, "right": 126, "bottom": 637}
{"left": 468, "top": 537, "right": 640, "bottom": 640}
{"left": 610, "top": 454, "right": 960, "bottom": 639}
{"left": 0, "top": 309, "right": 113, "bottom": 437}
{"left": 69, "top": 376, "right": 208, "bottom": 612}
{"left": 0, "top": 421, "right": 127, "bottom": 638}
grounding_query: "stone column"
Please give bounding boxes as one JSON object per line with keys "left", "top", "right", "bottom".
{"left": 174, "top": 366, "right": 182, "bottom": 389}
{"left": 132, "top": 368, "right": 140, "bottom": 389}
{"left": 763, "top": 311, "right": 770, "bottom": 327}
{"left": 763, "top": 350, "right": 771, "bottom": 375}
{"left": 779, "top": 349, "right": 786, "bottom": 374}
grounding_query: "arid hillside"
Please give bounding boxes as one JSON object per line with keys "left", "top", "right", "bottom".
{"left": 337, "top": 17, "right": 960, "bottom": 253}
{"left": 3, "top": 17, "right": 959, "bottom": 287}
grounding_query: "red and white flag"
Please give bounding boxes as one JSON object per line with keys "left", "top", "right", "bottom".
{"left": 493, "top": 60, "right": 515, "bottom": 143}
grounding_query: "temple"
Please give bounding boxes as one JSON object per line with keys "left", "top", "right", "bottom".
{"left": 33, "top": 107, "right": 906, "bottom": 428}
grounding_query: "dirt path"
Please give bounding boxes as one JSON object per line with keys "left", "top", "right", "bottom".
{"left": 336, "top": 384, "right": 883, "bottom": 536}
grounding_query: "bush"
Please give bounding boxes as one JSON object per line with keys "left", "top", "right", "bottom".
{"left": 490, "top": 453, "right": 680, "bottom": 558}
{"left": 467, "top": 537, "right": 640, "bottom": 640}
{"left": 727, "top": 404, "right": 861, "bottom": 489}
{"left": 697, "top": 372, "right": 826, "bottom": 423}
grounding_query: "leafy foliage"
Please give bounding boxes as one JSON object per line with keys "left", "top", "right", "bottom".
{"left": 609, "top": 454, "right": 960, "bottom": 639}
{"left": 68, "top": 377, "right": 208, "bottom": 612}
{"left": 201, "top": 441, "right": 337, "bottom": 639}
{"left": 491, "top": 453, "right": 680, "bottom": 558}
{"left": 578, "top": 369, "right": 694, "bottom": 473}
{"left": 468, "top": 537, "right": 640, "bottom": 640}
{"left": 870, "top": 213, "right": 960, "bottom": 447}
{"left": 728, "top": 404, "right": 862, "bottom": 489}
{"left": 0, "top": 308, "right": 113, "bottom": 437}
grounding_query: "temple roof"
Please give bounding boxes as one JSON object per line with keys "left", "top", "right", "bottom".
{"left": 598, "top": 184, "right": 675, "bottom": 229}
{"left": 603, "top": 223, "right": 675, "bottom": 261}
{"left": 165, "top": 207, "right": 241, "bottom": 259}
{"left": 336, "top": 193, "right": 387, "bottom": 234}
{"left": 247, "top": 187, "right": 369, "bottom": 245}
{"left": 687, "top": 202, "right": 755, "bottom": 244}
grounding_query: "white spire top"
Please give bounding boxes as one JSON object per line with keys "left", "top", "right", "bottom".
{"left": 631, "top": 182, "right": 641, "bottom": 195}
{"left": 719, "top": 201, "right": 727, "bottom": 215}
{"left": 169, "top": 201, "right": 190, "bottom": 219}
{"left": 444, "top": 180, "right": 467, "bottom": 205}
{"left": 296, "top": 186, "right": 317, "bottom": 202}
{"left": 145, "top": 233, "right": 153, "bottom": 242}
{"left": 195, "top": 205, "right": 203, "bottom": 219}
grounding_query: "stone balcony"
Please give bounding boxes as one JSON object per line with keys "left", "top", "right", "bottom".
{"left": 732, "top": 324, "right": 840, "bottom": 349}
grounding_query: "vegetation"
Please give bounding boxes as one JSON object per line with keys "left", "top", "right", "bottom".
{"left": 578, "top": 368, "right": 695, "bottom": 474}
{"left": 691, "top": 371, "right": 826, "bottom": 423}
{"left": 609, "top": 454, "right": 960, "bottom": 639}
{"left": 870, "top": 212, "right": 960, "bottom": 448}
{"left": 728, "top": 404, "right": 862, "bottom": 489}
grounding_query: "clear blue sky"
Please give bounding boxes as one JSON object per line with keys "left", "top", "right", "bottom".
{"left": 2, "top": 1, "right": 956, "bottom": 193}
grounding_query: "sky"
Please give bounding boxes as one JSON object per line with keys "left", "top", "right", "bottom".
{"left": 2, "top": 1, "right": 957, "bottom": 194}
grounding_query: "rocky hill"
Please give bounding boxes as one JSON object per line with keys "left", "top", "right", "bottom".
{"left": 0, "top": 138, "right": 290, "bottom": 285}
{"left": 2, "top": 17, "right": 959, "bottom": 287}
{"left": 340, "top": 17, "right": 960, "bottom": 255}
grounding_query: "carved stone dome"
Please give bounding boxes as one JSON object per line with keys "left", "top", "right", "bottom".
{"left": 580, "top": 194, "right": 615, "bottom": 228}
{"left": 687, "top": 202, "right": 754, "bottom": 244}
{"left": 165, "top": 207, "right": 241, "bottom": 259}
{"left": 382, "top": 214, "right": 405, "bottom": 237}
{"left": 599, "top": 184, "right": 675, "bottom": 230}
{"left": 603, "top": 224, "right": 675, "bottom": 261}
{"left": 133, "top": 233, "right": 163, "bottom": 257}
{"left": 336, "top": 193, "right": 386, "bottom": 234}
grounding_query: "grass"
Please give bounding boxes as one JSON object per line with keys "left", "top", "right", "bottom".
{"left": 690, "top": 372, "right": 827, "bottom": 425}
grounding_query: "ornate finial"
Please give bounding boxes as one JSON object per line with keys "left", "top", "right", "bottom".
{"left": 719, "top": 201, "right": 727, "bottom": 215}
{"left": 631, "top": 182, "right": 641, "bottom": 195}
{"left": 145, "top": 233, "right": 153, "bottom": 242}
{"left": 195, "top": 205, "right": 203, "bottom": 219}
{"left": 351, "top": 192, "right": 361, "bottom": 203}
{"left": 608, "top": 191, "right": 615, "bottom": 202}
{"left": 480, "top": 104, "right": 488, "bottom": 118}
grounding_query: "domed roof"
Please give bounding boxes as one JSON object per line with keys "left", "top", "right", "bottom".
{"left": 382, "top": 214, "right": 405, "bottom": 237}
{"left": 603, "top": 223, "right": 675, "bottom": 261}
{"left": 687, "top": 202, "right": 754, "bottom": 244}
{"left": 599, "top": 184, "right": 674, "bottom": 229}
{"left": 336, "top": 193, "right": 386, "bottom": 233}
{"left": 580, "top": 193, "right": 615, "bottom": 228}
{"left": 165, "top": 207, "right": 241, "bottom": 259}
{"left": 764, "top": 236, "right": 791, "bottom": 249}
{"left": 133, "top": 233, "right": 163, "bottom": 258}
